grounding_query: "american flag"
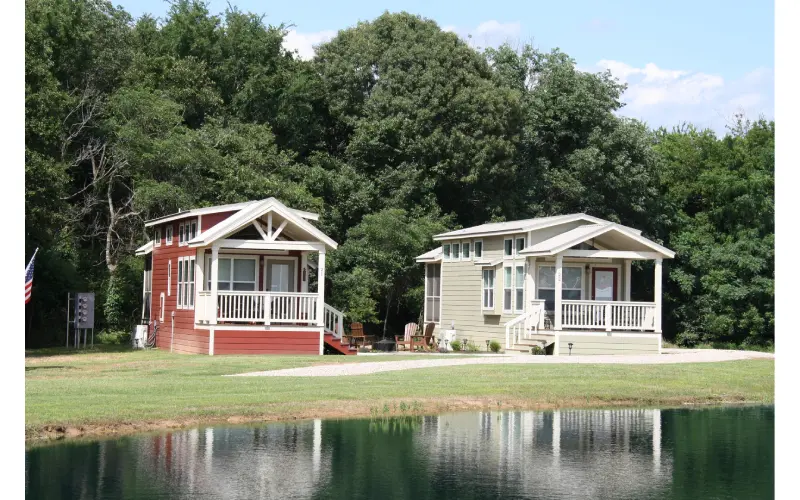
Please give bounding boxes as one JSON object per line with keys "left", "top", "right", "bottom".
{"left": 25, "top": 249, "right": 38, "bottom": 304}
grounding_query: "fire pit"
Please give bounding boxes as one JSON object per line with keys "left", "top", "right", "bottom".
{"left": 373, "top": 339, "right": 396, "bottom": 352}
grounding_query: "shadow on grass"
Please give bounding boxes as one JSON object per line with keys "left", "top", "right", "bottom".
{"left": 25, "top": 345, "right": 134, "bottom": 358}
{"left": 25, "top": 365, "right": 75, "bottom": 371}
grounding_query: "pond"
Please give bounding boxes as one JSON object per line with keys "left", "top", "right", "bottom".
{"left": 26, "top": 406, "right": 773, "bottom": 499}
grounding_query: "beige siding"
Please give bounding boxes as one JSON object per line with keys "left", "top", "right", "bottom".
{"left": 557, "top": 334, "right": 660, "bottom": 356}
{"left": 527, "top": 220, "right": 595, "bottom": 245}
{"left": 439, "top": 234, "right": 527, "bottom": 345}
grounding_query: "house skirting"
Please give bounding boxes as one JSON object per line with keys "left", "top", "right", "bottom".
{"left": 160, "top": 324, "right": 324, "bottom": 355}
{"left": 553, "top": 331, "right": 661, "bottom": 356}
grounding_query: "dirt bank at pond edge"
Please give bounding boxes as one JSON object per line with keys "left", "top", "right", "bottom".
{"left": 26, "top": 395, "right": 766, "bottom": 444}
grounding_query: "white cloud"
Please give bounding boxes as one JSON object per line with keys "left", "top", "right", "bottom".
{"left": 446, "top": 20, "right": 522, "bottom": 49}
{"left": 595, "top": 60, "right": 773, "bottom": 134}
{"left": 283, "top": 29, "right": 336, "bottom": 60}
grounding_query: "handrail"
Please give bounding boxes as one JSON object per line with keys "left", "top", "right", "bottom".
{"left": 323, "top": 303, "right": 344, "bottom": 339}
{"left": 561, "top": 300, "right": 657, "bottom": 331}
{"left": 505, "top": 311, "right": 531, "bottom": 349}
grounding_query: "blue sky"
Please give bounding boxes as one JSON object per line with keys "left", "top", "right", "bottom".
{"left": 119, "top": 0, "right": 774, "bottom": 134}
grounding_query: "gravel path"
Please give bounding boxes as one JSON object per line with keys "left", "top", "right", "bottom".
{"left": 231, "top": 349, "right": 773, "bottom": 377}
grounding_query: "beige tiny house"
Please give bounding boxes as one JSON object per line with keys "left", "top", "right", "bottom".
{"left": 416, "top": 214, "right": 675, "bottom": 355}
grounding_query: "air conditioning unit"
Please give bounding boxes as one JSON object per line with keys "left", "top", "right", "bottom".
{"left": 132, "top": 325, "right": 148, "bottom": 349}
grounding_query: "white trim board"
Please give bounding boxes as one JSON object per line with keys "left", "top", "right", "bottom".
{"left": 195, "top": 324, "right": 324, "bottom": 332}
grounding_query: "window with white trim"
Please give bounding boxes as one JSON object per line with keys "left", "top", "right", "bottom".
{"left": 206, "top": 256, "right": 257, "bottom": 291}
{"left": 503, "top": 266, "right": 513, "bottom": 312}
{"left": 537, "top": 265, "right": 583, "bottom": 311}
{"left": 514, "top": 264, "right": 525, "bottom": 313}
{"left": 474, "top": 240, "right": 483, "bottom": 259}
{"left": 425, "top": 263, "right": 441, "bottom": 323}
{"left": 165, "top": 225, "right": 173, "bottom": 245}
{"left": 452, "top": 242, "right": 460, "bottom": 260}
{"left": 178, "top": 256, "right": 196, "bottom": 309}
{"left": 188, "top": 219, "right": 198, "bottom": 241}
{"left": 443, "top": 244, "right": 451, "bottom": 261}
{"left": 462, "top": 241, "right": 470, "bottom": 260}
{"left": 155, "top": 227, "right": 162, "bottom": 247}
{"left": 167, "top": 260, "right": 172, "bottom": 296}
{"left": 159, "top": 292, "right": 165, "bottom": 322}
{"left": 178, "top": 223, "right": 185, "bottom": 245}
{"left": 515, "top": 237, "right": 525, "bottom": 256}
{"left": 482, "top": 269, "right": 495, "bottom": 309}
{"left": 504, "top": 238, "right": 513, "bottom": 257}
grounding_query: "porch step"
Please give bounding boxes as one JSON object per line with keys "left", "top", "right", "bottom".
{"left": 324, "top": 332, "right": 358, "bottom": 355}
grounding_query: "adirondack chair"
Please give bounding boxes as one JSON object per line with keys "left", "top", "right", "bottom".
{"left": 396, "top": 323, "right": 416, "bottom": 351}
{"left": 347, "top": 322, "right": 366, "bottom": 348}
{"left": 411, "top": 322, "right": 436, "bottom": 351}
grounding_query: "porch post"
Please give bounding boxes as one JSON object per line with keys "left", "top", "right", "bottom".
{"left": 624, "top": 259, "right": 632, "bottom": 301}
{"left": 210, "top": 245, "right": 219, "bottom": 326}
{"left": 554, "top": 253, "right": 563, "bottom": 330}
{"left": 654, "top": 258, "right": 662, "bottom": 332}
{"left": 526, "top": 257, "right": 538, "bottom": 328}
{"left": 316, "top": 249, "right": 326, "bottom": 328}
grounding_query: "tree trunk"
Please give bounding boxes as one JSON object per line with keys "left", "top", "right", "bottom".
{"left": 383, "top": 290, "right": 393, "bottom": 339}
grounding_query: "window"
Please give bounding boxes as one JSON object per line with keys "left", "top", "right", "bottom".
{"left": 165, "top": 225, "right": 173, "bottom": 245}
{"left": 178, "top": 256, "right": 196, "bottom": 309}
{"left": 515, "top": 237, "right": 525, "bottom": 255}
{"left": 159, "top": 293, "right": 165, "bottom": 322}
{"left": 503, "top": 266, "right": 513, "bottom": 312}
{"left": 206, "top": 256, "right": 257, "bottom": 291}
{"left": 452, "top": 242, "right": 460, "bottom": 260}
{"left": 154, "top": 227, "right": 162, "bottom": 247}
{"left": 167, "top": 260, "right": 172, "bottom": 296}
{"left": 482, "top": 269, "right": 495, "bottom": 309}
{"left": 178, "top": 223, "right": 185, "bottom": 245}
{"left": 189, "top": 220, "right": 198, "bottom": 240}
{"left": 514, "top": 265, "right": 525, "bottom": 313}
{"left": 462, "top": 242, "right": 470, "bottom": 260}
{"left": 474, "top": 240, "right": 483, "bottom": 259}
{"left": 443, "top": 244, "right": 451, "bottom": 261}
{"left": 425, "top": 264, "right": 441, "bottom": 323}
{"left": 537, "top": 265, "right": 583, "bottom": 311}
{"left": 504, "top": 238, "right": 513, "bottom": 257}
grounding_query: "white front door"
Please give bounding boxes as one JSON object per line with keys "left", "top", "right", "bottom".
{"left": 270, "top": 263, "right": 290, "bottom": 292}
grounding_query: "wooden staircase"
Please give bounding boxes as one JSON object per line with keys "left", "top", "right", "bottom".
{"left": 324, "top": 333, "right": 357, "bottom": 355}
{"left": 322, "top": 303, "right": 357, "bottom": 355}
{"left": 507, "top": 336, "right": 555, "bottom": 354}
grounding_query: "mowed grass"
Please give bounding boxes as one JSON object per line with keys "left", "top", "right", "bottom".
{"left": 25, "top": 346, "right": 774, "bottom": 439}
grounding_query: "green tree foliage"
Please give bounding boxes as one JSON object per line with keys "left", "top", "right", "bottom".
{"left": 24, "top": 2, "right": 773, "bottom": 347}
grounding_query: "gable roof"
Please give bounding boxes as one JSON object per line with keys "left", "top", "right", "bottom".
{"left": 186, "top": 197, "right": 337, "bottom": 250}
{"left": 520, "top": 223, "right": 675, "bottom": 258}
{"left": 135, "top": 241, "right": 153, "bottom": 256}
{"left": 415, "top": 247, "right": 442, "bottom": 263}
{"left": 433, "top": 213, "right": 642, "bottom": 241}
{"left": 144, "top": 201, "right": 319, "bottom": 227}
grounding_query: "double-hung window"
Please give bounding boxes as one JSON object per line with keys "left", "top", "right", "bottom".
{"left": 462, "top": 241, "right": 470, "bottom": 260}
{"left": 154, "top": 227, "right": 161, "bottom": 247}
{"left": 515, "top": 237, "right": 525, "bottom": 256}
{"left": 514, "top": 265, "right": 525, "bottom": 313}
{"left": 188, "top": 219, "right": 198, "bottom": 240}
{"left": 165, "top": 225, "right": 173, "bottom": 245}
{"left": 504, "top": 238, "right": 513, "bottom": 257}
{"left": 452, "top": 242, "right": 460, "bottom": 260}
{"left": 179, "top": 223, "right": 185, "bottom": 245}
{"left": 177, "top": 256, "right": 196, "bottom": 309}
{"left": 537, "top": 265, "right": 583, "bottom": 311}
{"left": 167, "top": 260, "right": 172, "bottom": 296}
{"left": 503, "top": 266, "right": 513, "bottom": 312}
{"left": 443, "top": 244, "right": 451, "bottom": 261}
{"left": 482, "top": 269, "right": 495, "bottom": 309}
{"left": 474, "top": 240, "right": 483, "bottom": 259}
{"left": 425, "top": 263, "right": 441, "bottom": 323}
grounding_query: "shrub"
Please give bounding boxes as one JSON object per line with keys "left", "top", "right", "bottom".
{"left": 96, "top": 329, "right": 131, "bottom": 345}
{"left": 489, "top": 340, "right": 501, "bottom": 353}
{"left": 531, "top": 345, "right": 543, "bottom": 355}
{"left": 465, "top": 341, "right": 480, "bottom": 352}
{"left": 450, "top": 340, "right": 462, "bottom": 351}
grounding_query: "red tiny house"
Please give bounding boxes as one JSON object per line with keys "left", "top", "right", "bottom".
{"left": 136, "top": 198, "right": 352, "bottom": 355}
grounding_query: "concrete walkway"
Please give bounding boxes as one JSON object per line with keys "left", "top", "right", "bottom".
{"left": 231, "top": 349, "right": 773, "bottom": 377}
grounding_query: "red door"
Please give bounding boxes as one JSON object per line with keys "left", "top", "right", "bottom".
{"left": 591, "top": 268, "right": 618, "bottom": 301}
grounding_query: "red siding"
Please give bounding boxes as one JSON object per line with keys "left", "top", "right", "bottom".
{"left": 152, "top": 218, "right": 205, "bottom": 354}
{"left": 201, "top": 211, "right": 236, "bottom": 231}
{"left": 214, "top": 330, "right": 320, "bottom": 355}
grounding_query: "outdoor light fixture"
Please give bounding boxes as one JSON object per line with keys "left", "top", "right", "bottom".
{"left": 486, "top": 339, "right": 491, "bottom": 351}
{"left": 568, "top": 342, "right": 574, "bottom": 355}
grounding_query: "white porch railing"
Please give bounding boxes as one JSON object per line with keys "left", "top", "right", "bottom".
{"left": 197, "top": 291, "right": 319, "bottom": 325}
{"left": 504, "top": 300, "right": 547, "bottom": 349}
{"left": 323, "top": 304, "right": 344, "bottom": 339}
{"left": 561, "top": 300, "right": 656, "bottom": 331}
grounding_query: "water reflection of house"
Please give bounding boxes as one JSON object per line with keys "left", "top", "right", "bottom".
{"left": 134, "top": 420, "right": 330, "bottom": 499}
{"left": 426, "top": 409, "right": 671, "bottom": 499}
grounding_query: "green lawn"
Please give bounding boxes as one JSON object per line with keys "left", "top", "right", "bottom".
{"left": 25, "top": 346, "right": 774, "bottom": 441}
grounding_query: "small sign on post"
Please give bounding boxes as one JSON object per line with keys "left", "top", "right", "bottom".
{"left": 75, "top": 293, "right": 95, "bottom": 329}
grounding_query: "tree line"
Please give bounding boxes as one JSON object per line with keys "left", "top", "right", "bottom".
{"left": 25, "top": 0, "right": 774, "bottom": 348}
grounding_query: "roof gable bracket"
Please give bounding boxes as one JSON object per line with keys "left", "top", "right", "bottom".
{"left": 253, "top": 220, "right": 269, "bottom": 241}
{"left": 270, "top": 220, "right": 288, "bottom": 241}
